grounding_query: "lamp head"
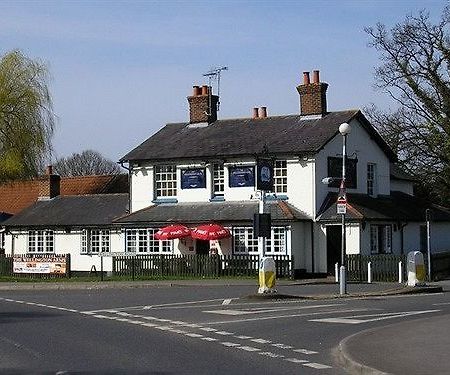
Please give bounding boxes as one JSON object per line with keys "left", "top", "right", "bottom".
{"left": 339, "top": 122, "right": 351, "bottom": 136}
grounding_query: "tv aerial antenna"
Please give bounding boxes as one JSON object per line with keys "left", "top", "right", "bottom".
{"left": 203, "top": 66, "right": 228, "bottom": 112}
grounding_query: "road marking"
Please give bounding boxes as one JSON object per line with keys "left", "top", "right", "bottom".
{"left": 294, "top": 349, "right": 318, "bottom": 355}
{"left": 310, "top": 310, "right": 441, "bottom": 324}
{"left": 200, "top": 327, "right": 217, "bottom": 332}
{"left": 272, "top": 343, "right": 293, "bottom": 349}
{"left": 222, "top": 299, "right": 232, "bottom": 305}
{"left": 259, "top": 352, "right": 285, "bottom": 358}
{"left": 185, "top": 333, "right": 203, "bottom": 338}
{"left": 204, "top": 304, "right": 342, "bottom": 316}
{"left": 216, "top": 331, "right": 234, "bottom": 335}
{"left": 285, "top": 358, "right": 308, "bottom": 363}
{"left": 235, "top": 335, "right": 253, "bottom": 339}
{"left": 200, "top": 308, "right": 370, "bottom": 325}
{"left": 251, "top": 338, "right": 271, "bottom": 344}
{"left": 201, "top": 337, "right": 217, "bottom": 341}
{"left": 433, "top": 302, "right": 450, "bottom": 306}
{"left": 303, "top": 363, "right": 332, "bottom": 369}
{"left": 239, "top": 346, "right": 261, "bottom": 352}
{"left": 221, "top": 342, "right": 240, "bottom": 347}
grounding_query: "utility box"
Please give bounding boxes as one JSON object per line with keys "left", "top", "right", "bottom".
{"left": 407, "top": 251, "right": 426, "bottom": 287}
{"left": 258, "top": 257, "right": 276, "bottom": 294}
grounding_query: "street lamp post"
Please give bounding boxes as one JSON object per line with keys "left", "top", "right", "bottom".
{"left": 338, "top": 122, "right": 351, "bottom": 295}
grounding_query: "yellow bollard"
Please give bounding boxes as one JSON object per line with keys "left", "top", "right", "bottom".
{"left": 258, "top": 257, "right": 277, "bottom": 294}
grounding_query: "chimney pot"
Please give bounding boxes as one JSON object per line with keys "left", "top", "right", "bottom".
{"left": 252, "top": 107, "right": 259, "bottom": 119}
{"left": 193, "top": 85, "right": 201, "bottom": 96}
{"left": 313, "top": 70, "right": 320, "bottom": 83}
{"left": 187, "top": 84, "right": 218, "bottom": 124}
{"left": 259, "top": 106, "right": 267, "bottom": 118}
{"left": 46, "top": 165, "right": 53, "bottom": 175}
{"left": 303, "top": 72, "right": 310, "bottom": 85}
{"left": 201, "top": 85, "right": 209, "bottom": 95}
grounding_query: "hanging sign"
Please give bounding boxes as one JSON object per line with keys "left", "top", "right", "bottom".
{"left": 256, "top": 158, "right": 274, "bottom": 192}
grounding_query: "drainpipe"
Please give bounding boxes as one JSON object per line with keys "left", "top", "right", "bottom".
{"left": 310, "top": 221, "right": 315, "bottom": 274}
{"left": 120, "top": 161, "right": 131, "bottom": 214}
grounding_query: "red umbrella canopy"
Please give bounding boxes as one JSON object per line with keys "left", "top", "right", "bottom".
{"left": 154, "top": 224, "right": 191, "bottom": 240}
{"left": 191, "top": 223, "right": 231, "bottom": 241}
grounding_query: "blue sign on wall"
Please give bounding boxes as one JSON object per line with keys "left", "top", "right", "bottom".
{"left": 229, "top": 166, "right": 255, "bottom": 187}
{"left": 181, "top": 169, "right": 206, "bottom": 189}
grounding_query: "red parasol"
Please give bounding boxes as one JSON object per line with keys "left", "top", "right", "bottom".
{"left": 154, "top": 224, "right": 191, "bottom": 240}
{"left": 191, "top": 223, "right": 231, "bottom": 241}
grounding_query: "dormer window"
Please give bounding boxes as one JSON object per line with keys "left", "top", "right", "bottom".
{"left": 155, "top": 165, "right": 177, "bottom": 198}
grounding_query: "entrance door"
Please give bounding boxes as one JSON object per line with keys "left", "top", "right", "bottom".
{"left": 326, "top": 225, "right": 342, "bottom": 274}
{"left": 196, "top": 240, "right": 210, "bottom": 255}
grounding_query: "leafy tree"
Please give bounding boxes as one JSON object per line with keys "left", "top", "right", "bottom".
{"left": 54, "top": 149, "right": 121, "bottom": 177}
{"left": 0, "top": 50, "right": 55, "bottom": 181}
{"left": 365, "top": 7, "right": 450, "bottom": 205}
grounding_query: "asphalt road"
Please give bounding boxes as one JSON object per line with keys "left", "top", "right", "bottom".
{"left": 0, "top": 282, "right": 449, "bottom": 374}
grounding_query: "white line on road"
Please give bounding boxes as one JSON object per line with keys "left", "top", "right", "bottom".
{"left": 294, "top": 349, "right": 318, "bottom": 355}
{"left": 303, "top": 363, "right": 332, "bottom": 369}
{"left": 310, "top": 310, "right": 441, "bottom": 324}
{"left": 222, "top": 299, "right": 232, "bottom": 305}
{"left": 204, "top": 303, "right": 343, "bottom": 316}
{"left": 285, "top": 358, "right": 308, "bottom": 364}
{"left": 200, "top": 308, "right": 371, "bottom": 325}
{"left": 433, "top": 302, "right": 450, "bottom": 306}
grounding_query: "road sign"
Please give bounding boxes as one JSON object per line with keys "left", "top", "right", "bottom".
{"left": 337, "top": 196, "right": 347, "bottom": 214}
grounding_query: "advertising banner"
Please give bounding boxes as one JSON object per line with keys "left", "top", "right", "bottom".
{"left": 229, "top": 166, "right": 255, "bottom": 187}
{"left": 13, "top": 256, "right": 67, "bottom": 274}
{"left": 256, "top": 158, "right": 274, "bottom": 191}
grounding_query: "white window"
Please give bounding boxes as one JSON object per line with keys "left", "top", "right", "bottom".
{"left": 213, "top": 163, "right": 225, "bottom": 196}
{"left": 367, "top": 163, "right": 377, "bottom": 196}
{"left": 232, "top": 227, "right": 286, "bottom": 254}
{"left": 155, "top": 165, "right": 177, "bottom": 198}
{"left": 370, "top": 225, "right": 392, "bottom": 254}
{"left": 28, "top": 230, "right": 54, "bottom": 253}
{"left": 81, "top": 229, "right": 110, "bottom": 254}
{"left": 125, "top": 229, "right": 172, "bottom": 254}
{"left": 274, "top": 160, "right": 287, "bottom": 194}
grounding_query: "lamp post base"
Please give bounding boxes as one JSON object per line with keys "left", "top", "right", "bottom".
{"left": 339, "top": 266, "right": 347, "bottom": 295}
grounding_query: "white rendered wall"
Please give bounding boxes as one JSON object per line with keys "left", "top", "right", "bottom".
{"left": 284, "top": 158, "right": 315, "bottom": 218}
{"left": 390, "top": 180, "right": 414, "bottom": 196}
{"left": 131, "top": 165, "right": 153, "bottom": 212}
{"left": 403, "top": 222, "right": 450, "bottom": 254}
{"left": 315, "top": 118, "right": 391, "bottom": 217}
{"left": 290, "top": 222, "right": 311, "bottom": 271}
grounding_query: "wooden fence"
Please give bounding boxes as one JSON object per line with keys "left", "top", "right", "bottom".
{"left": 112, "top": 254, "right": 293, "bottom": 279}
{"left": 346, "top": 254, "right": 407, "bottom": 282}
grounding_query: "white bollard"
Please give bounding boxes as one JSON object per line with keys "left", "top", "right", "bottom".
{"left": 367, "top": 261, "right": 372, "bottom": 283}
{"left": 398, "top": 261, "right": 403, "bottom": 284}
{"left": 335, "top": 262, "right": 339, "bottom": 283}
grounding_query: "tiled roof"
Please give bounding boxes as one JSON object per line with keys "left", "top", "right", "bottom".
{"left": 2, "top": 194, "right": 129, "bottom": 228}
{"left": 115, "top": 200, "right": 311, "bottom": 226}
{"left": 120, "top": 110, "right": 396, "bottom": 162}
{"left": 317, "top": 191, "right": 450, "bottom": 222}
{"left": 0, "top": 174, "right": 128, "bottom": 215}
{"left": 390, "top": 163, "right": 416, "bottom": 182}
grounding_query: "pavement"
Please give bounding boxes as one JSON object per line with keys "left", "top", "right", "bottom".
{"left": 0, "top": 277, "right": 447, "bottom": 374}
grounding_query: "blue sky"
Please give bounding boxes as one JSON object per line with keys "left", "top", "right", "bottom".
{"left": 0, "top": 0, "right": 445, "bottom": 163}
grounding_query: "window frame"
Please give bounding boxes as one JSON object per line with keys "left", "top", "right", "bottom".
{"left": 370, "top": 224, "right": 392, "bottom": 254}
{"left": 367, "top": 163, "right": 377, "bottom": 196}
{"left": 125, "top": 229, "right": 173, "bottom": 254}
{"left": 28, "top": 230, "right": 54, "bottom": 254}
{"left": 154, "top": 165, "right": 177, "bottom": 198}
{"left": 212, "top": 163, "right": 225, "bottom": 197}
{"left": 273, "top": 160, "right": 287, "bottom": 194}
{"left": 81, "top": 229, "right": 110, "bottom": 254}
{"left": 327, "top": 156, "right": 357, "bottom": 189}
{"left": 232, "top": 226, "right": 287, "bottom": 255}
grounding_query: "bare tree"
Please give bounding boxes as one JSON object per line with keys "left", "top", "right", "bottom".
{"left": 54, "top": 150, "right": 121, "bottom": 177}
{"left": 365, "top": 7, "right": 450, "bottom": 205}
{"left": 0, "top": 50, "right": 55, "bottom": 181}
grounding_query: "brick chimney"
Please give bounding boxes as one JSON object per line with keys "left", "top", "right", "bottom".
{"left": 187, "top": 85, "right": 219, "bottom": 124}
{"left": 38, "top": 165, "right": 60, "bottom": 200}
{"left": 296, "top": 70, "right": 328, "bottom": 116}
